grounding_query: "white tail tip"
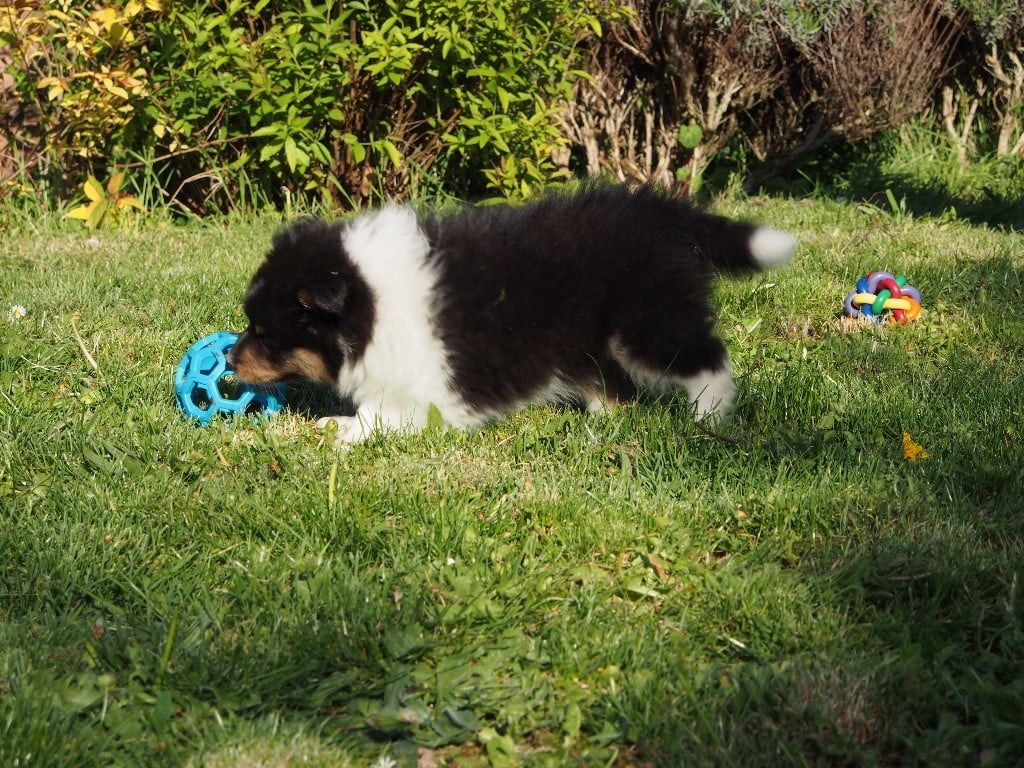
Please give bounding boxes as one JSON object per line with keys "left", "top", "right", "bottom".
{"left": 750, "top": 227, "right": 798, "bottom": 268}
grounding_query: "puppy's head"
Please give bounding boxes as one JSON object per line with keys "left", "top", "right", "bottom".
{"left": 230, "top": 219, "right": 374, "bottom": 386}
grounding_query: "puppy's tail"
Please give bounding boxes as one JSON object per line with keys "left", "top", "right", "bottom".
{"left": 692, "top": 209, "right": 798, "bottom": 275}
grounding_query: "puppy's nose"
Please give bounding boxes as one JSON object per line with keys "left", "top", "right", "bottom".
{"left": 227, "top": 332, "right": 247, "bottom": 368}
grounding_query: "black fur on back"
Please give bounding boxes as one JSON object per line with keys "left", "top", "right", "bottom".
{"left": 423, "top": 184, "right": 761, "bottom": 413}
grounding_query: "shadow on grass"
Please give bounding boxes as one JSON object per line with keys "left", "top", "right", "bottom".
{"left": 857, "top": 172, "right": 1024, "bottom": 232}
{"left": 747, "top": 136, "right": 1024, "bottom": 232}
{"left": 281, "top": 380, "right": 355, "bottom": 421}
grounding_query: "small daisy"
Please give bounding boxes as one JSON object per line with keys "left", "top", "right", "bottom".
{"left": 8, "top": 304, "right": 26, "bottom": 322}
{"left": 370, "top": 756, "right": 397, "bottom": 768}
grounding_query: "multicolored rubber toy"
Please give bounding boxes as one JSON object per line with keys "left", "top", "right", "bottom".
{"left": 843, "top": 271, "right": 922, "bottom": 323}
{"left": 174, "top": 331, "right": 286, "bottom": 426}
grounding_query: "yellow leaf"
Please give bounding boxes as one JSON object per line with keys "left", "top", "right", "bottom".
{"left": 106, "top": 171, "right": 125, "bottom": 197}
{"left": 37, "top": 76, "right": 64, "bottom": 100}
{"left": 107, "top": 22, "right": 134, "bottom": 47}
{"left": 902, "top": 432, "right": 930, "bottom": 462}
{"left": 83, "top": 176, "right": 105, "bottom": 202}
{"left": 92, "top": 7, "right": 118, "bottom": 30}
{"left": 67, "top": 204, "right": 95, "bottom": 221}
{"left": 88, "top": 199, "right": 108, "bottom": 230}
{"left": 115, "top": 196, "right": 146, "bottom": 212}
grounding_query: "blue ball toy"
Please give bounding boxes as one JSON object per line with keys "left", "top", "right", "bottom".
{"left": 174, "top": 331, "right": 286, "bottom": 426}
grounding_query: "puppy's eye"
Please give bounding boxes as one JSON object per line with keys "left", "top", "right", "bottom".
{"left": 249, "top": 327, "right": 280, "bottom": 351}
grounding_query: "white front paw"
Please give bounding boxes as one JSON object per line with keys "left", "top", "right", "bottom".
{"left": 316, "top": 415, "right": 370, "bottom": 444}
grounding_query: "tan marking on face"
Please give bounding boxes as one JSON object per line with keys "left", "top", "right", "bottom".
{"left": 232, "top": 342, "right": 333, "bottom": 385}
{"left": 287, "top": 348, "right": 334, "bottom": 383}
{"left": 230, "top": 343, "right": 286, "bottom": 384}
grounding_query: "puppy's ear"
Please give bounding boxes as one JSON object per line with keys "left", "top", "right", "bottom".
{"left": 297, "top": 280, "right": 348, "bottom": 318}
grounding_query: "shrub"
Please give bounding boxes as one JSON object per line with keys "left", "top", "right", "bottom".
{"left": 941, "top": 0, "right": 1024, "bottom": 163}
{"left": 558, "top": 1, "right": 790, "bottom": 194}
{"left": 0, "top": 0, "right": 158, "bottom": 199}
{"left": 559, "top": 0, "right": 827, "bottom": 193}
{"left": 2, "top": 0, "right": 609, "bottom": 212}
{"left": 136, "top": 0, "right": 358, "bottom": 212}
{"left": 3, "top": 0, "right": 1019, "bottom": 211}
{"left": 558, "top": 0, "right": 970, "bottom": 194}
{"left": 744, "top": 0, "right": 963, "bottom": 188}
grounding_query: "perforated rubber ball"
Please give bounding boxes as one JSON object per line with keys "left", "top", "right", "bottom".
{"left": 174, "top": 331, "right": 286, "bottom": 426}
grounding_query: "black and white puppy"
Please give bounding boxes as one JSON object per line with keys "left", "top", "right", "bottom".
{"left": 230, "top": 184, "right": 796, "bottom": 443}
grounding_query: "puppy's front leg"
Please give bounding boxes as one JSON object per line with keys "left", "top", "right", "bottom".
{"left": 316, "top": 401, "right": 427, "bottom": 444}
{"left": 316, "top": 413, "right": 375, "bottom": 444}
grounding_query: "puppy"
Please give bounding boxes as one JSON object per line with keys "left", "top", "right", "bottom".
{"left": 230, "top": 184, "right": 796, "bottom": 443}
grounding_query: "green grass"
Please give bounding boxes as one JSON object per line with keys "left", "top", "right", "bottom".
{"left": 2, "top": 195, "right": 1023, "bottom": 767}
{"left": 759, "top": 123, "right": 1024, "bottom": 233}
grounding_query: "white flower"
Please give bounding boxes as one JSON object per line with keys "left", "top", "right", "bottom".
{"left": 370, "top": 757, "right": 397, "bottom": 768}
{"left": 8, "top": 305, "right": 26, "bottom": 322}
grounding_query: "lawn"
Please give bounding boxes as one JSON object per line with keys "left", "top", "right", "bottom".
{"left": 2, "top": 193, "right": 1022, "bottom": 767}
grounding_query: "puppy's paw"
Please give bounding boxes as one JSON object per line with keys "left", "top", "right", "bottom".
{"left": 686, "top": 367, "right": 737, "bottom": 424}
{"left": 316, "top": 415, "right": 370, "bottom": 445}
{"left": 585, "top": 394, "right": 618, "bottom": 416}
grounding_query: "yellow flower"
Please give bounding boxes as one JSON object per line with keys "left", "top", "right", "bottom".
{"left": 902, "top": 432, "right": 930, "bottom": 462}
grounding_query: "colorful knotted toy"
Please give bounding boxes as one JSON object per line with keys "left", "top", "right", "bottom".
{"left": 843, "top": 271, "right": 921, "bottom": 323}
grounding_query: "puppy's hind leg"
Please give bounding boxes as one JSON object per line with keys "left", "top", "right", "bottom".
{"left": 609, "top": 332, "right": 736, "bottom": 422}
{"left": 578, "top": 364, "right": 638, "bottom": 417}
{"left": 680, "top": 357, "right": 737, "bottom": 422}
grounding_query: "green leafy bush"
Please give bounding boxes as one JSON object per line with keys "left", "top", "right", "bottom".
{"left": 3, "top": 0, "right": 609, "bottom": 212}
{"left": 0, "top": 0, "right": 159, "bottom": 200}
